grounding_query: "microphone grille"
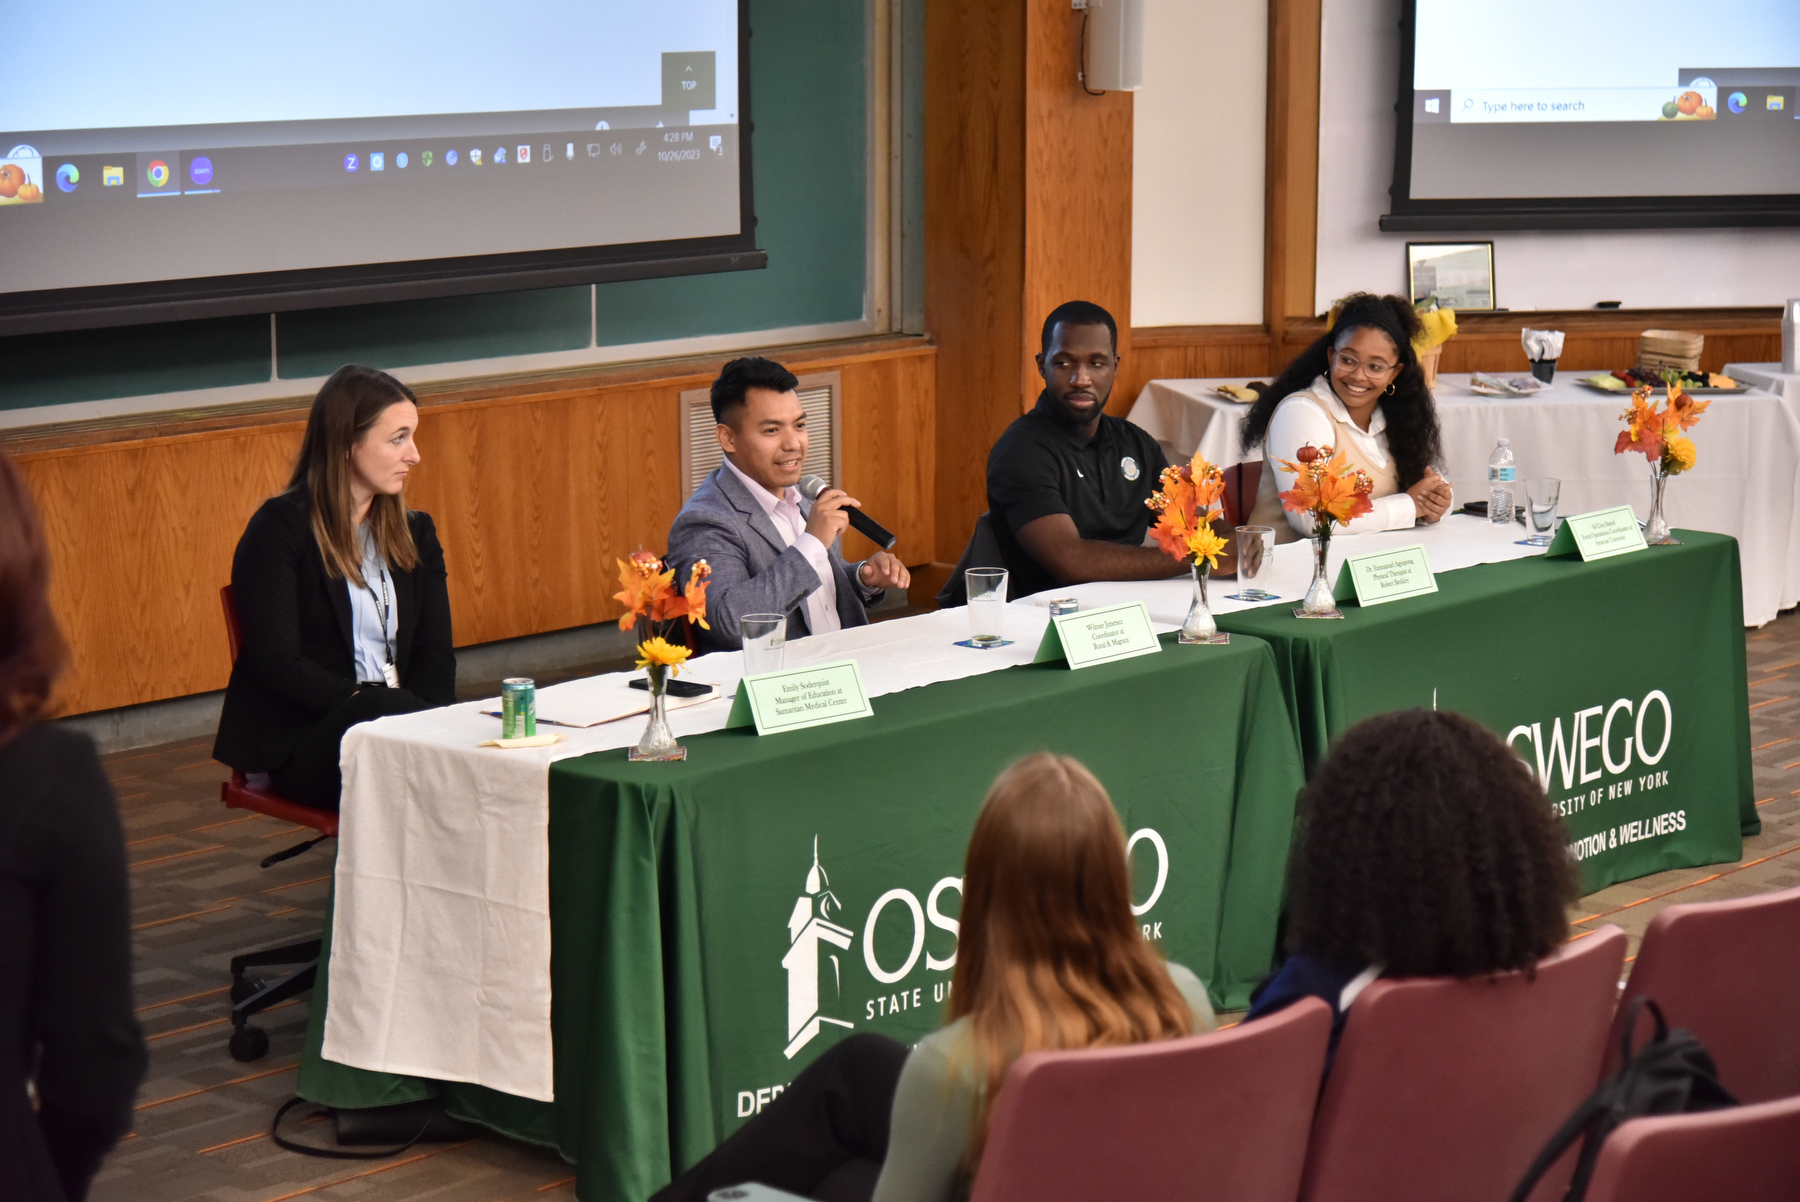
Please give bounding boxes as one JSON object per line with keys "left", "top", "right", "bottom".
{"left": 798, "top": 474, "right": 828, "bottom": 500}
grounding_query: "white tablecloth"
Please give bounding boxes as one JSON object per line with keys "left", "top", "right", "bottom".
{"left": 322, "top": 519, "right": 1541, "bottom": 1100}
{"left": 1128, "top": 373, "right": 1800, "bottom": 626}
{"left": 1725, "top": 362, "right": 1800, "bottom": 405}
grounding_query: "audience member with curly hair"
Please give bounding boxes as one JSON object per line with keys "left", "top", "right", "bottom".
{"left": 1239, "top": 292, "right": 1455, "bottom": 542}
{"left": 1247, "top": 709, "right": 1578, "bottom": 1053}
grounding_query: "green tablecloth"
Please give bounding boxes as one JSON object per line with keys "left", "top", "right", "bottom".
{"left": 1216, "top": 529, "right": 1755, "bottom": 895}
{"left": 298, "top": 632, "right": 1305, "bottom": 1202}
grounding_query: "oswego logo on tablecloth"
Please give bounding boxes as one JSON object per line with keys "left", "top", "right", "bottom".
{"left": 1506, "top": 689, "right": 1683, "bottom": 863}
{"left": 781, "top": 838, "right": 855, "bottom": 1060}
{"left": 741, "top": 828, "right": 1173, "bottom": 1118}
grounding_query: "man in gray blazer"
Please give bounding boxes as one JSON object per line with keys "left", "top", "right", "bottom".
{"left": 668, "top": 357, "right": 911, "bottom": 653}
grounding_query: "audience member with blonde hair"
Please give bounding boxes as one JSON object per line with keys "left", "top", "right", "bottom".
{"left": 0, "top": 454, "right": 147, "bottom": 1201}
{"left": 652, "top": 752, "right": 1214, "bottom": 1202}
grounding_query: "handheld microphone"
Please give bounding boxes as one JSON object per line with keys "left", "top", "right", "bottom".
{"left": 798, "top": 474, "right": 898, "bottom": 550}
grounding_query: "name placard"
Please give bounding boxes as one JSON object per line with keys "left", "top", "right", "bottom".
{"left": 1544, "top": 505, "right": 1649, "bottom": 561}
{"left": 726, "top": 660, "right": 873, "bottom": 735}
{"left": 1332, "top": 543, "right": 1438, "bottom": 607}
{"left": 1033, "top": 601, "right": 1162, "bottom": 670}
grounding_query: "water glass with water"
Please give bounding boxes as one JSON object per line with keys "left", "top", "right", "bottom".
{"left": 741, "top": 613, "right": 786, "bottom": 676}
{"left": 1232, "top": 525, "right": 1277, "bottom": 601}
{"left": 965, "top": 568, "right": 1008, "bottom": 646}
{"left": 1525, "top": 478, "right": 1560, "bottom": 546}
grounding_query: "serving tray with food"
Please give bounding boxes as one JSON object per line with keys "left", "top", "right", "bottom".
{"left": 1577, "top": 368, "right": 1748, "bottom": 395}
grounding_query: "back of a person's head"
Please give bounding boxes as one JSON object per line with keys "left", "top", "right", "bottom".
{"left": 1287, "top": 709, "right": 1577, "bottom": 979}
{"left": 951, "top": 753, "right": 1192, "bottom": 1163}
{"left": 0, "top": 454, "right": 68, "bottom": 743}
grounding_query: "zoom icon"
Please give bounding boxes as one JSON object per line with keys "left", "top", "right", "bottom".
{"left": 55, "top": 163, "right": 79, "bottom": 193}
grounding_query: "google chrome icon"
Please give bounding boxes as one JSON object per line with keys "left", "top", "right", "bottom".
{"left": 146, "top": 160, "right": 170, "bottom": 188}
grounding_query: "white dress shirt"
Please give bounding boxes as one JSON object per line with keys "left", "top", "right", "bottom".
{"left": 721, "top": 456, "right": 841, "bottom": 636}
{"left": 1263, "top": 381, "right": 1437, "bottom": 537}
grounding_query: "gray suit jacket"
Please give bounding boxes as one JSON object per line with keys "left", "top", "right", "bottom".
{"left": 667, "top": 464, "right": 883, "bottom": 652}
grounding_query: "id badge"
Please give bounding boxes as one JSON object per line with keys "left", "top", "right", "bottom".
{"left": 381, "top": 662, "right": 400, "bottom": 689}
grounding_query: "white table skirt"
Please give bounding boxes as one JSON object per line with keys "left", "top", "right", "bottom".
{"left": 323, "top": 519, "right": 1540, "bottom": 1101}
{"left": 1127, "top": 373, "right": 1800, "bottom": 626}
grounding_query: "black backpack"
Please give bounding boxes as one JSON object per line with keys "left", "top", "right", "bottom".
{"left": 1507, "top": 996, "right": 1737, "bottom": 1202}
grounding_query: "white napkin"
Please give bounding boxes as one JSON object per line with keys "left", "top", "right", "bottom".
{"left": 1522, "top": 328, "right": 1565, "bottom": 362}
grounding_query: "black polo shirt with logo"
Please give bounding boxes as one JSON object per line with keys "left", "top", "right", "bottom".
{"left": 985, "top": 392, "right": 1170, "bottom": 599}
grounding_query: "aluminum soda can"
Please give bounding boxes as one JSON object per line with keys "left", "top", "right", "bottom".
{"left": 1047, "top": 598, "right": 1080, "bottom": 617}
{"left": 501, "top": 677, "right": 537, "bottom": 739}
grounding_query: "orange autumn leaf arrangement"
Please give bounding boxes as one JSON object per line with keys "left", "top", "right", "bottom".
{"left": 1615, "top": 377, "right": 1708, "bottom": 476}
{"left": 1146, "top": 453, "right": 1230, "bottom": 570}
{"left": 613, "top": 550, "right": 711, "bottom": 675}
{"left": 1276, "top": 444, "right": 1376, "bottom": 536}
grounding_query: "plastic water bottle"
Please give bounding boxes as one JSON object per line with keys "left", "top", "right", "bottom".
{"left": 1487, "top": 439, "right": 1516, "bottom": 525}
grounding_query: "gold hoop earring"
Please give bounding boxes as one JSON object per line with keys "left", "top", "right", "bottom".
{"left": 1384, "top": 382, "right": 1397, "bottom": 397}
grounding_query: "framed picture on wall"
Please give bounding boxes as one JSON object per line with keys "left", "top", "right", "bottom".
{"left": 1406, "top": 241, "right": 1495, "bottom": 311}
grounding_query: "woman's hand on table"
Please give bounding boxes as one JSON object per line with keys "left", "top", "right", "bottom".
{"left": 1408, "top": 467, "right": 1454, "bottom": 524}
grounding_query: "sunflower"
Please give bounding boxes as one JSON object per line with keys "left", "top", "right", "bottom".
{"left": 635, "top": 637, "right": 691, "bottom": 672}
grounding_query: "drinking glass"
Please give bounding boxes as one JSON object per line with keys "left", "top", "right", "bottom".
{"left": 741, "top": 613, "right": 787, "bottom": 676}
{"left": 1525, "top": 478, "right": 1560, "bottom": 546}
{"left": 965, "top": 568, "right": 1009, "bottom": 646}
{"left": 1230, "top": 525, "right": 1277, "bottom": 601}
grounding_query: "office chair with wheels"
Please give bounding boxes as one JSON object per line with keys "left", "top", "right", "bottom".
{"left": 218, "top": 584, "right": 340, "bottom": 1062}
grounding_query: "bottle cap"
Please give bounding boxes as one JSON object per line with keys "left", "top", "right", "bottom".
{"left": 1497, "top": 438, "right": 1511, "bottom": 446}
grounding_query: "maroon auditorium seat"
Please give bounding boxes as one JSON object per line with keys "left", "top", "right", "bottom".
{"left": 1602, "top": 885, "right": 1800, "bottom": 1103}
{"left": 1580, "top": 1094, "right": 1800, "bottom": 1202}
{"left": 1297, "top": 927, "right": 1628, "bottom": 1202}
{"left": 969, "top": 997, "right": 1333, "bottom": 1202}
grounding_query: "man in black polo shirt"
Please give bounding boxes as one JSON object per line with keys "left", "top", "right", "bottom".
{"left": 986, "top": 300, "right": 1207, "bottom": 598}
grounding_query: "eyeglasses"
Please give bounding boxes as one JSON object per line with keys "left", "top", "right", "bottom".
{"left": 1332, "top": 351, "right": 1397, "bottom": 378}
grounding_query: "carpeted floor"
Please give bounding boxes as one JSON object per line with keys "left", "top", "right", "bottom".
{"left": 87, "top": 608, "right": 1800, "bottom": 1202}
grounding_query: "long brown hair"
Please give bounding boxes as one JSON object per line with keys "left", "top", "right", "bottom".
{"left": 289, "top": 365, "right": 420, "bottom": 586}
{"left": 951, "top": 754, "right": 1194, "bottom": 1166}
{"left": 0, "top": 454, "right": 69, "bottom": 744}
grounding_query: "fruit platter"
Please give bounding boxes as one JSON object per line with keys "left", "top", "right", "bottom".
{"left": 1578, "top": 369, "right": 1748, "bottom": 395}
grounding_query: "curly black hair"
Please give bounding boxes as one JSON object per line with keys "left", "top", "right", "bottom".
{"left": 1285, "top": 709, "right": 1578, "bottom": 979}
{"left": 1239, "top": 292, "right": 1444, "bottom": 490}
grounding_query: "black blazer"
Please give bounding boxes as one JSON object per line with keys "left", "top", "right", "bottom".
{"left": 213, "top": 489, "right": 457, "bottom": 773}
{"left": 0, "top": 725, "right": 146, "bottom": 1202}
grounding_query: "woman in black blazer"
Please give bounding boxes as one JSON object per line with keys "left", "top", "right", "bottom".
{"left": 0, "top": 453, "right": 147, "bottom": 1202}
{"left": 213, "top": 365, "right": 457, "bottom": 810}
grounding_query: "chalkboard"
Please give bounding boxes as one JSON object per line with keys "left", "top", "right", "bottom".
{"left": 3, "top": 0, "right": 872, "bottom": 412}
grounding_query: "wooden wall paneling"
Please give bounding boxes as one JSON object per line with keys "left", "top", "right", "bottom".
{"left": 7, "top": 338, "right": 935, "bottom": 715}
{"left": 17, "top": 426, "right": 296, "bottom": 715}
{"left": 1264, "top": 0, "right": 1323, "bottom": 372}
{"left": 924, "top": 0, "right": 1025, "bottom": 563}
{"left": 1117, "top": 326, "right": 1273, "bottom": 411}
{"left": 1020, "top": 0, "right": 1135, "bottom": 408}
{"left": 1120, "top": 310, "right": 1780, "bottom": 391}
{"left": 835, "top": 349, "right": 938, "bottom": 565}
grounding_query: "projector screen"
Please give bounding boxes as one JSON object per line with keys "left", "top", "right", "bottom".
{"left": 1383, "top": 0, "right": 1800, "bottom": 231}
{"left": 0, "top": 0, "right": 760, "bottom": 334}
